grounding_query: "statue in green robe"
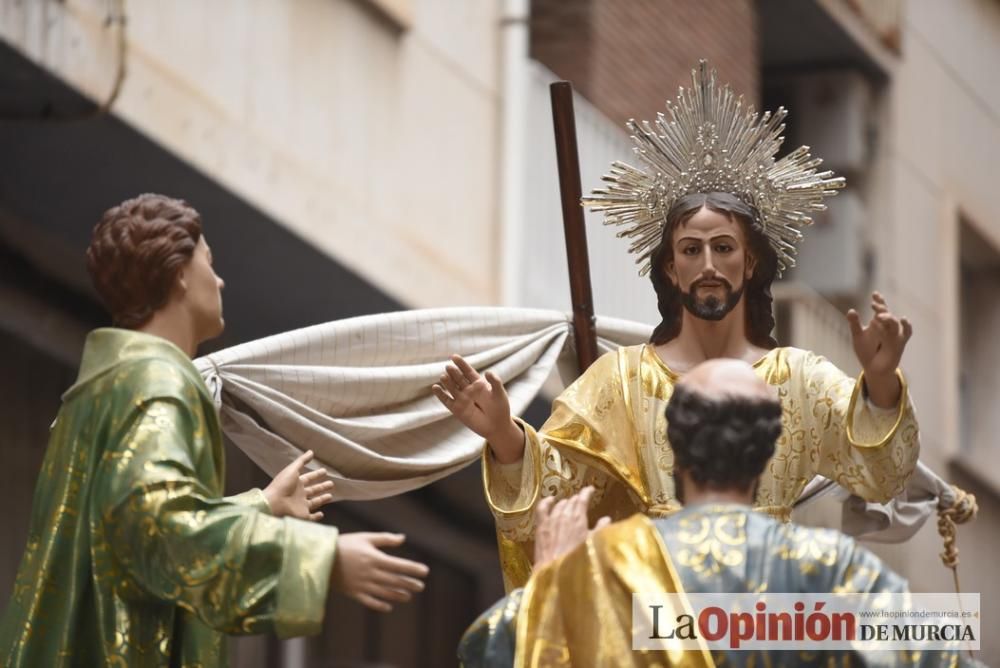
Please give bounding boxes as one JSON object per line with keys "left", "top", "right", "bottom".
{"left": 0, "top": 328, "right": 339, "bottom": 666}
{"left": 0, "top": 194, "right": 428, "bottom": 667}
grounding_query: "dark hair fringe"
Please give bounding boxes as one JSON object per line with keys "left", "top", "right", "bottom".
{"left": 666, "top": 384, "right": 782, "bottom": 490}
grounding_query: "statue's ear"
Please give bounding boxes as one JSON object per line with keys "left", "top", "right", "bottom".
{"left": 665, "top": 260, "right": 678, "bottom": 286}
{"left": 745, "top": 252, "right": 757, "bottom": 280}
{"left": 175, "top": 266, "right": 189, "bottom": 294}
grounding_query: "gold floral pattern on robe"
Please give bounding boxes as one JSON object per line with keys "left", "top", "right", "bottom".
{"left": 460, "top": 514, "right": 714, "bottom": 668}
{"left": 0, "top": 329, "right": 338, "bottom": 668}
{"left": 483, "top": 345, "right": 919, "bottom": 590}
{"left": 459, "top": 506, "right": 965, "bottom": 667}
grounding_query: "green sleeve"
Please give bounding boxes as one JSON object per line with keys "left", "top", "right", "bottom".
{"left": 225, "top": 488, "right": 273, "bottom": 515}
{"left": 93, "top": 395, "right": 337, "bottom": 638}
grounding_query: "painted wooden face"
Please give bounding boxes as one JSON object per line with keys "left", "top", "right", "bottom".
{"left": 665, "top": 206, "right": 754, "bottom": 320}
{"left": 179, "top": 236, "right": 226, "bottom": 342}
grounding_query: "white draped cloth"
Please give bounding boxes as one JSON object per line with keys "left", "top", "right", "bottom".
{"left": 194, "top": 306, "right": 952, "bottom": 542}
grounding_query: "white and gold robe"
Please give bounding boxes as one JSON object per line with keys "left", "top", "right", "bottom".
{"left": 484, "top": 345, "right": 918, "bottom": 589}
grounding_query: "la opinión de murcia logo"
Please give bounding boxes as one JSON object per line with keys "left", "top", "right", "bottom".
{"left": 632, "top": 593, "right": 981, "bottom": 651}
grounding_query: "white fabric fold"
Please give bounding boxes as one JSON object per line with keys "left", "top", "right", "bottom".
{"left": 840, "top": 461, "right": 954, "bottom": 542}
{"left": 195, "top": 306, "right": 952, "bottom": 542}
{"left": 194, "top": 307, "right": 649, "bottom": 500}
{"left": 793, "top": 461, "right": 952, "bottom": 542}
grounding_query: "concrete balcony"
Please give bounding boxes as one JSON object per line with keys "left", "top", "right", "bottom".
{"left": 773, "top": 280, "right": 858, "bottom": 376}
{"left": 757, "top": 0, "right": 901, "bottom": 80}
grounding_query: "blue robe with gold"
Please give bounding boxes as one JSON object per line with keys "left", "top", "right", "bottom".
{"left": 459, "top": 504, "right": 969, "bottom": 667}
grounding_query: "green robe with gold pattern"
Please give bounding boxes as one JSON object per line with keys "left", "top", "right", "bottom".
{"left": 0, "top": 329, "right": 338, "bottom": 667}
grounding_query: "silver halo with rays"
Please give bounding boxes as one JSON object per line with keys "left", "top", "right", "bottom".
{"left": 582, "top": 60, "right": 846, "bottom": 276}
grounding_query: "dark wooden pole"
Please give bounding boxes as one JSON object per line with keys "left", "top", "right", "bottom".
{"left": 549, "top": 81, "right": 599, "bottom": 374}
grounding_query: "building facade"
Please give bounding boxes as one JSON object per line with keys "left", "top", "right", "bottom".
{"left": 1, "top": 0, "right": 998, "bottom": 664}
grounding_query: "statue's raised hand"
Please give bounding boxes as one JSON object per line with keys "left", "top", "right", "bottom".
{"left": 433, "top": 354, "right": 525, "bottom": 464}
{"left": 263, "top": 450, "right": 335, "bottom": 521}
{"left": 846, "top": 291, "right": 913, "bottom": 408}
{"left": 533, "top": 487, "right": 611, "bottom": 569}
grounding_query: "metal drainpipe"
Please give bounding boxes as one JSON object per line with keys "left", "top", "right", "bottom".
{"left": 499, "top": 0, "right": 530, "bottom": 306}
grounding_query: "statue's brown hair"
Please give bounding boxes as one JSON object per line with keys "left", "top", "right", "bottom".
{"left": 86, "top": 193, "right": 202, "bottom": 328}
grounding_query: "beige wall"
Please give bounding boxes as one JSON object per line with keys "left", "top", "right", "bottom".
{"left": 873, "top": 0, "right": 1000, "bottom": 660}
{"left": 4, "top": 0, "right": 999, "bottom": 660}
{"left": 0, "top": 0, "right": 503, "bottom": 308}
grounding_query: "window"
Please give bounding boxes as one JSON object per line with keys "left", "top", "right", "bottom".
{"left": 958, "top": 216, "right": 1000, "bottom": 465}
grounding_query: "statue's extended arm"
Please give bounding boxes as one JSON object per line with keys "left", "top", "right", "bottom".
{"left": 805, "top": 350, "right": 920, "bottom": 504}
{"left": 437, "top": 352, "right": 625, "bottom": 590}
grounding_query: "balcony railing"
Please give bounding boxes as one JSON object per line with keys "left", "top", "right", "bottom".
{"left": 773, "top": 280, "right": 858, "bottom": 376}
{"left": 514, "top": 61, "right": 657, "bottom": 323}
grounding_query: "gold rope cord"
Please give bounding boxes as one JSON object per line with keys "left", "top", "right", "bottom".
{"left": 937, "top": 485, "right": 977, "bottom": 578}
{"left": 937, "top": 485, "right": 978, "bottom": 660}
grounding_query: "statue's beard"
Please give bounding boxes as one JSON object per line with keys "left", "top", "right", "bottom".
{"left": 680, "top": 277, "right": 745, "bottom": 321}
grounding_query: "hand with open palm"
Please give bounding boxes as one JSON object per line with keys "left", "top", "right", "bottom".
{"left": 263, "top": 450, "right": 335, "bottom": 522}
{"left": 432, "top": 354, "right": 525, "bottom": 464}
{"left": 846, "top": 292, "right": 913, "bottom": 408}
{"left": 532, "top": 487, "right": 611, "bottom": 569}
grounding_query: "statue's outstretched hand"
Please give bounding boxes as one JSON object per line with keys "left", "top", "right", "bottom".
{"left": 846, "top": 291, "right": 913, "bottom": 407}
{"left": 332, "top": 533, "right": 429, "bottom": 613}
{"left": 533, "top": 486, "right": 611, "bottom": 569}
{"left": 263, "top": 450, "right": 335, "bottom": 521}
{"left": 433, "top": 354, "right": 524, "bottom": 463}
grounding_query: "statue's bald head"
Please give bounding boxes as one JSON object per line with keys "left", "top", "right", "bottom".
{"left": 677, "top": 358, "right": 778, "bottom": 404}
{"left": 667, "top": 359, "right": 783, "bottom": 503}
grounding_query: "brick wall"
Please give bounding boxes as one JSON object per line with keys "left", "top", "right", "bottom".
{"left": 529, "top": 0, "right": 596, "bottom": 94}
{"left": 531, "top": 0, "right": 759, "bottom": 126}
